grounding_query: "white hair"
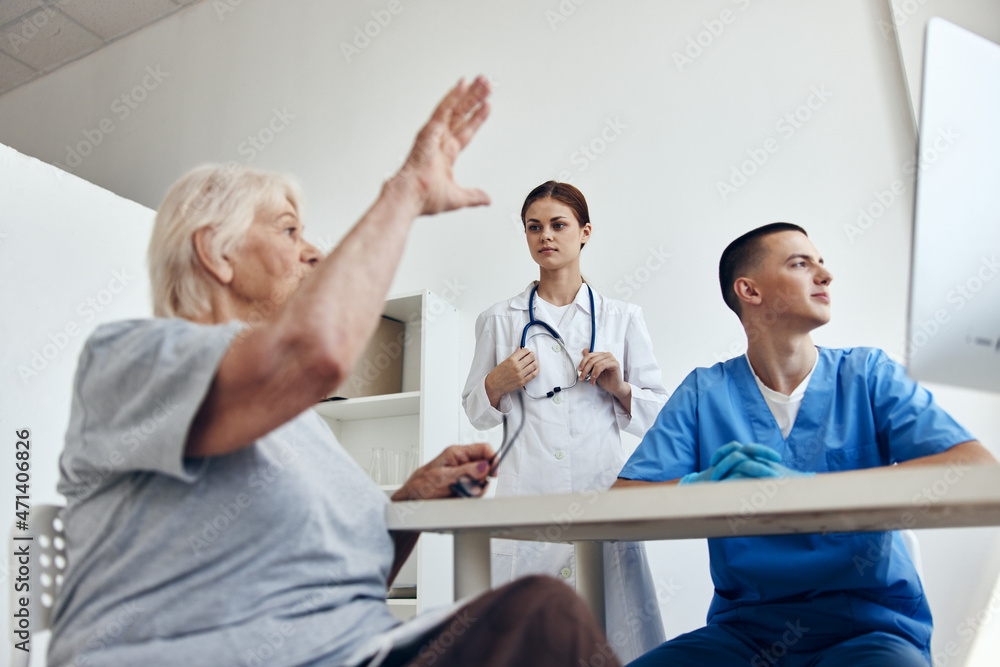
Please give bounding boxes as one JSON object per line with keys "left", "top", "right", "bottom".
{"left": 148, "top": 163, "right": 303, "bottom": 319}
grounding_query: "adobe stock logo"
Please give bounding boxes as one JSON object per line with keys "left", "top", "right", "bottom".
{"left": 843, "top": 126, "right": 958, "bottom": 244}
{"left": 339, "top": 0, "right": 413, "bottom": 63}
{"left": 236, "top": 108, "right": 295, "bottom": 162}
{"left": 551, "top": 117, "right": 628, "bottom": 183}
{"left": 17, "top": 268, "right": 137, "bottom": 385}
{"left": 716, "top": 85, "right": 833, "bottom": 202}
{"left": 545, "top": 0, "right": 588, "bottom": 31}
{"left": 613, "top": 246, "right": 671, "bottom": 300}
{"left": 5, "top": 4, "right": 58, "bottom": 53}
{"left": 57, "top": 66, "right": 169, "bottom": 171}
{"left": 673, "top": 0, "right": 754, "bottom": 72}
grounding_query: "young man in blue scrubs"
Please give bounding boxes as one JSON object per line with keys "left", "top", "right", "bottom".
{"left": 614, "top": 223, "right": 995, "bottom": 666}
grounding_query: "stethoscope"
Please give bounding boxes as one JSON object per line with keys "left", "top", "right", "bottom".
{"left": 450, "top": 283, "right": 596, "bottom": 496}
{"left": 519, "top": 283, "right": 596, "bottom": 399}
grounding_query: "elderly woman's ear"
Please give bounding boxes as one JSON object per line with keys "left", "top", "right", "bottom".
{"left": 193, "top": 226, "right": 234, "bottom": 285}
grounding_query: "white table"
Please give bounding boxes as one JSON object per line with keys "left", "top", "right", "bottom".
{"left": 386, "top": 465, "right": 1000, "bottom": 627}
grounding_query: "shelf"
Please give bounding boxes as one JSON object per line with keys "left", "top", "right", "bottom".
{"left": 381, "top": 292, "right": 423, "bottom": 322}
{"left": 315, "top": 290, "right": 459, "bottom": 617}
{"left": 313, "top": 391, "right": 420, "bottom": 421}
{"left": 386, "top": 595, "right": 418, "bottom": 621}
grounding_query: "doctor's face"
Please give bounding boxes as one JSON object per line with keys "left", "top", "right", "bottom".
{"left": 523, "top": 198, "right": 591, "bottom": 271}
{"left": 752, "top": 231, "right": 833, "bottom": 330}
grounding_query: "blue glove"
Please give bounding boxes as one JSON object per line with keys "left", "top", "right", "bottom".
{"left": 678, "top": 442, "right": 784, "bottom": 485}
{"left": 729, "top": 456, "right": 816, "bottom": 480}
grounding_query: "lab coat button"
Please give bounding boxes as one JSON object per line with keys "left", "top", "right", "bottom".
{"left": 555, "top": 450, "right": 566, "bottom": 460}
{"left": 560, "top": 567, "right": 572, "bottom": 579}
{"left": 552, "top": 343, "right": 561, "bottom": 352}
{"left": 552, "top": 394, "right": 563, "bottom": 404}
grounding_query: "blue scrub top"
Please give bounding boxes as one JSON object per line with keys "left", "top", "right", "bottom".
{"left": 621, "top": 347, "right": 974, "bottom": 653}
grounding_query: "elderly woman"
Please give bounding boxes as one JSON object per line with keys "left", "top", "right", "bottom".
{"left": 47, "top": 78, "right": 619, "bottom": 667}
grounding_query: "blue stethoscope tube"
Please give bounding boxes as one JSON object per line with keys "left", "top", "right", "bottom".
{"left": 519, "top": 284, "right": 596, "bottom": 398}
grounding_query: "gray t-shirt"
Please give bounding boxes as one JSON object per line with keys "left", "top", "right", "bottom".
{"left": 48, "top": 318, "right": 400, "bottom": 667}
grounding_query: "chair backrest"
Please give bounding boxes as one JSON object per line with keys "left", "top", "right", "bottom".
{"left": 9, "top": 504, "right": 66, "bottom": 667}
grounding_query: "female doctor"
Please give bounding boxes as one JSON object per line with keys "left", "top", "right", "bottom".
{"left": 462, "top": 181, "right": 668, "bottom": 662}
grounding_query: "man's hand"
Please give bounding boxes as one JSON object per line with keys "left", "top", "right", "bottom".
{"left": 485, "top": 349, "right": 538, "bottom": 408}
{"left": 392, "top": 76, "right": 492, "bottom": 217}
{"left": 391, "top": 443, "right": 496, "bottom": 502}
{"left": 679, "top": 442, "right": 801, "bottom": 484}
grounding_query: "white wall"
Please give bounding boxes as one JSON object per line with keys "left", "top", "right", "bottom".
{"left": 1, "top": 0, "right": 999, "bottom": 664}
{"left": 0, "top": 144, "right": 154, "bottom": 662}
{"left": 888, "top": 0, "right": 1000, "bottom": 124}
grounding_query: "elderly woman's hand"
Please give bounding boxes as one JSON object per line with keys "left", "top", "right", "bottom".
{"left": 391, "top": 443, "right": 496, "bottom": 501}
{"left": 391, "top": 76, "right": 492, "bottom": 217}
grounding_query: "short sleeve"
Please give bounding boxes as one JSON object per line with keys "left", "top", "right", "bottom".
{"left": 58, "top": 318, "right": 243, "bottom": 501}
{"left": 618, "top": 371, "right": 700, "bottom": 482}
{"left": 868, "top": 349, "right": 975, "bottom": 462}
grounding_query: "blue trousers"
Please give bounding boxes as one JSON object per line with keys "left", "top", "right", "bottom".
{"left": 627, "top": 624, "right": 929, "bottom": 667}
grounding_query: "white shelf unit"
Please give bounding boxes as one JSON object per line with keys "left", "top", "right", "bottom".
{"left": 313, "top": 290, "right": 459, "bottom": 621}
{"left": 386, "top": 598, "right": 419, "bottom": 622}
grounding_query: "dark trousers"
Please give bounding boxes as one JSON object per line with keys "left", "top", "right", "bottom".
{"left": 628, "top": 624, "right": 929, "bottom": 667}
{"left": 382, "top": 574, "right": 622, "bottom": 667}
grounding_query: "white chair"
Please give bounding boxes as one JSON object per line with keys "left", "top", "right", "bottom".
{"left": 9, "top": 504, "right": 66, "bottom": 667}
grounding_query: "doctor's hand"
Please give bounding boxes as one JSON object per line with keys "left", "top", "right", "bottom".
{"left": 678, "top": 442, "right": 786, "bottom": 485}
{"left": 485, "top": 349, "right": 538, "bottom": 408}
{"left": 579, "top": 350, "right": 629, "bottom": 401}
{"left": 391, "top": 76, "right": 492, "bottom": 217}
{"left": 391, "top": 443, "right": 496, "bottom": 501}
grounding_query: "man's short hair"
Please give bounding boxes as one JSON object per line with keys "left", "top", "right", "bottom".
{"left": 719, "top": 222, "right": 808, "bottom": 318}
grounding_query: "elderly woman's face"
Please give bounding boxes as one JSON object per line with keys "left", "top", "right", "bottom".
{"left": 227, "top": 197, "right": 320, "bottom": 309}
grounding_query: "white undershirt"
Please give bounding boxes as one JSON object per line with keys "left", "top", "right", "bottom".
{"left": 537, "top": 298, "right": 573, "bottom": 322}
{"left": 745, "top": 349, "right": 819, "bottom": 439}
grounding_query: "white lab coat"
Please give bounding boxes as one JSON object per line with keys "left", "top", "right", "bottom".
{"left": 462, "top": 282, "right": 668, "bottom": 663}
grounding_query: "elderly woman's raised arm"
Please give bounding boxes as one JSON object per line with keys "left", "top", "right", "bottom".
{"left": 185, "top": 77, "right": 492, "bottom": 458}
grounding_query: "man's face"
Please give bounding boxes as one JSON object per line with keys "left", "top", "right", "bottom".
{"left": 748, "top": 231, "right": 834, "bottom": 331}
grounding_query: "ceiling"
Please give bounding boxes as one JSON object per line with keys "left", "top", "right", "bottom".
{"left": 0, "top": 0, "right": 202, "bottom": 96}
